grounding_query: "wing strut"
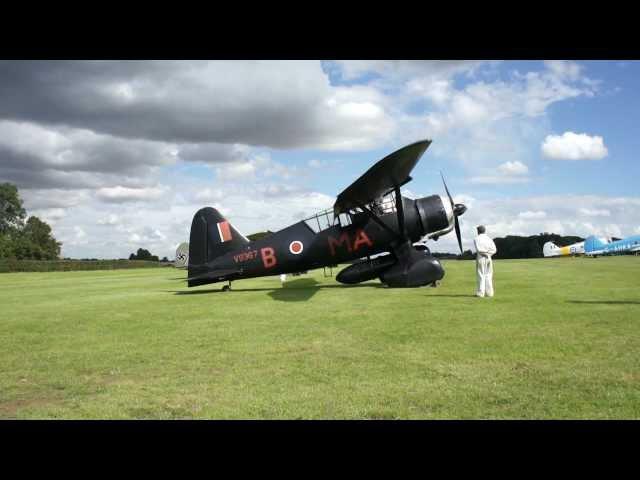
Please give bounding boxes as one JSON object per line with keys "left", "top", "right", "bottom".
{"left": 356, "top": 202, "right": 399, "bottom": 238}
{"left": 394, "top": 186, "right": 406, "bottom": 240}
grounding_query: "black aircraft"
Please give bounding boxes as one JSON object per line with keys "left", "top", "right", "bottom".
{"left": 183, "top": 139, "right": 467, "bottom": 289}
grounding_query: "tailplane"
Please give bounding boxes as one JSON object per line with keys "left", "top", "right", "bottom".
{"left": 174, "top": 242, "right": 189, "bottom": 268}
{"left": 188, "top": 207, "right": 249, "bottom": 275}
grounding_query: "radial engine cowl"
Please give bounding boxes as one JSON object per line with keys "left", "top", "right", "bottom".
{"left": 414, "top": 195, "right": 452, "bottom": 237}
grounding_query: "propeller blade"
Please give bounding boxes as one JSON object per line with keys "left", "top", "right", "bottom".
{"left": 454, "top": 216, "right": 463, "bottom": 254}
{"left": 441, "top": 171, "right": 465, "bottom": 253}
{"left": 440, "top": 172, "right": 454, "bottom": 207}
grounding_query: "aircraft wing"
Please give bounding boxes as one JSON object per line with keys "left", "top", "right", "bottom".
{"left": 333, "top": 139, "right": 432, "bottom": 216}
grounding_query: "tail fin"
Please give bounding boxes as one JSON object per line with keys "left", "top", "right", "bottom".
{"left": 188, "top": 207, "right": 249, "bottom": 272}
{"left": 543, "top": 242, "right": 558, "bottom": 257}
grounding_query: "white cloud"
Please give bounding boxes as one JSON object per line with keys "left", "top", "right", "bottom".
{"left": 308, "top": 159, "right": 326, "bottom": 168}
{"left": 518, "top": 210, "right": 547, "bottom": 219}
{"left": 96, "top": 186, "right": 167, "bottom": 203}
{"left": 0, "top": 61, "right": 398, "bottom": 152}
{"left": 195, "top": 188, "right": 224, "bottom": 202}
{"left": 541, "top": 132, "right": 608, "bottom": 160}
{"left": 579, "top": 208, "right": 611, "bottom": 217}
{"left": 97, "top": 214, "right": 120, "bottom": 225}
{"left": 469, "top": 161, "right": 530, "bottom": 185}
{"left": 543, "top": 60, "right": 583, "bottom": 81}
{"left": 29, "top": 207, "right": 66, "bottom": 225}
{"left": 498, "top": 161, "right": 529, "bottom": 175}
{"left": 469, "top": 175, "right": 530, "bottom": 185}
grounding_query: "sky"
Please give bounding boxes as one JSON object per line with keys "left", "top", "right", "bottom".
{"left": 1, "top": 60, "right": 638, "bottom": 259}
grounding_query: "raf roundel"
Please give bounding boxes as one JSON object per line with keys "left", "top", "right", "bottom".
{"left": 289, "top": 241, "right": 304, "bottom": 255}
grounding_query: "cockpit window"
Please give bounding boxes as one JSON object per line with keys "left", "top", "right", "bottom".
{"left": 302, "top": 194, "right": 396, "bottom": 233}
{"left": 303, "top": 208, "right": 334, "bottom": 233}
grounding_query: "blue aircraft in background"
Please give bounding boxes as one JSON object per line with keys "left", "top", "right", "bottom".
{"left": 584, "top": 234, "right": 640, "bottom": 256}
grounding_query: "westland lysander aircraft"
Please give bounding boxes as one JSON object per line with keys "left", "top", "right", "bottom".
{"left": 181, "top": 140, "right": 467, "bottom": 290}
{"left": 543, "top": 240, "right": 585, "bottom": 257}
{"left": 584, "top": 234, "right": 640, "bottom": 256}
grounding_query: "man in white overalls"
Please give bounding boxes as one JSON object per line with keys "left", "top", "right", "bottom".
{"left": 473, "top": 225, "right": 497, "bottom": 298}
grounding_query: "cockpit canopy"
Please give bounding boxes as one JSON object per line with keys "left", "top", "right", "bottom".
{"left": 303, "top": 193, "right": 398, "bottom": 233}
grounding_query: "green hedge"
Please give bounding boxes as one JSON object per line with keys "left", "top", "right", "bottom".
{"left": 0, "top": 259, "right": 172, "bottom": 273}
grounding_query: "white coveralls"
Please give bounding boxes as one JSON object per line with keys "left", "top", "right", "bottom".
{"left": 473, "top": 233, "right": 497, "bottom": 297}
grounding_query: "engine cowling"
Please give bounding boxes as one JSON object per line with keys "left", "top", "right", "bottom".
{"left": 414, "top": 195, "right": 453, "bottom": 239}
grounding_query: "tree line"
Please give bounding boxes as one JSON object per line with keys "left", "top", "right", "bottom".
{"left": 453, "top": 233, "right": 585, "bottom": 260}
{"left": 1, "top": 183, "right": 169, "bottom": 263}
{"left": 0, "top": 183, "right": 61, "bottom": 260}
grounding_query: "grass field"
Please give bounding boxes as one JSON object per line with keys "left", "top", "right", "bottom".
{"left": 1, "top": 256, "right": 639, "bottom": 419}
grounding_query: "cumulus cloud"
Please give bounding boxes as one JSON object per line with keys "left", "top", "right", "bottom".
{"left": 541, "top": 132, "right": 608, "bottom": 160}
{"left": 330, "top": 60, "right": 485, "bottom": 83}
{"left": 97, "top": 214, "right": 120, "bottom": 225}
{"left": 0, "top": 120, "right": 177, "bottom": 190}
{"left": 469, "top": 160, "right": 530, "bottom": 184}
{"left": 579, "top": 208, "right": 611, "bottom": 217}
{"left": 96, "top": 185, "right": 167, "bottom": 203}
{"left": 518, "top": 210, "right": 547, "bottom": 219}
{"left": 498, "top": 161, "right": 529, "bottom": 175}
{"left": 543, "top": 60, "right": 583, "bottom": 81}
{"left": 0, "top": 61, "right": 395, "bottom": 151}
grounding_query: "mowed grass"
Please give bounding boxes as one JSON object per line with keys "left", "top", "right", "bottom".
{"left": 1, "top": 256, "right": 639, "bottom": 419}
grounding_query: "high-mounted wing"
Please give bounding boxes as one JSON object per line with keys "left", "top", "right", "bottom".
{"left": 333, "top": 139, "right": 431, "bottom": 216}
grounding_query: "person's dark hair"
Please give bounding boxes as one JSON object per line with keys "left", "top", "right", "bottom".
{"left": 477, "top": 225, "right": 486, "bottom": 234}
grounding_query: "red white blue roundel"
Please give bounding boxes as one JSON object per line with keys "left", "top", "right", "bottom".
{"left": 289, "top": 241, "right": 304, "bottom": 255}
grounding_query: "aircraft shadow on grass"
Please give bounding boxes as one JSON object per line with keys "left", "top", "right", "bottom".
{"left": 168, "top": 278, "right": 386, "bottom": 302}
{"left": 566, "top": 300, "right": 640, "bottom": 305}
{"left": 426, "top": 294, "right": 478, "bottom": 298}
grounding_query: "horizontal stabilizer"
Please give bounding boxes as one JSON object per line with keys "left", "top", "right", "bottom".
{"left": 186, "top": 268, "right": 241, "bottom": 283}
{"left": 333, "top": 139, "right": 431, "bottom": 216}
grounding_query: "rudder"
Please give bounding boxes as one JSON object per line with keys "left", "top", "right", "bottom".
{"left": 188, "top": 207, "right": 249, "bottom": 274}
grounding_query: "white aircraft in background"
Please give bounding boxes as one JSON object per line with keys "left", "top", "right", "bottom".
{"left": 543, "top": 240, "right": 585, "bottom": 257}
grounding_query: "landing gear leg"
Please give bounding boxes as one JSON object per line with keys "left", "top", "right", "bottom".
{"left": 222, "top": 281, "right": 231, "bottom": 292}
{"left": 430, "top": 280, "right": 440, "bottom": 288}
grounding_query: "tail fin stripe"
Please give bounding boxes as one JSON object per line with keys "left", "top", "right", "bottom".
{"left": 217, "top": 221, "right": 232, "bottom": 242}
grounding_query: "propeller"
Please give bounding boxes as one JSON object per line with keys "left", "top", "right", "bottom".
{"left": 440, "top": 173, "right": 467, "bottom": 254}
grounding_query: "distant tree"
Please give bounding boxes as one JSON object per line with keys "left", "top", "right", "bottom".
{"left": 161, "top": 256, "right": 169, "bottom": 262}
{"left": 136, "top": 248, "right": 152, "bottom": 260}
{"left": 0, "top": 233, "right": 14, "bottom": 258}
{"left": 247, "top": 231, "right": 274, "bottom": 241}
{"left": 129, "top": 248, "right": 159, "bottom": 261}
{"left": 0, "top": 184, "right": 61, "bottom": 260}
{"left": 457, "top": 249, "right": 475, "bottom": 260}
{"left": 20, "top": 216, "right": 62, "bottom": 260}
{"left": 0, "top": 183, "right": 26, "bottom": 235}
